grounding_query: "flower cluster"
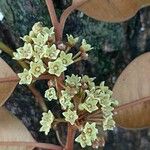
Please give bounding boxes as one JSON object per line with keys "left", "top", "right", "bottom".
{"left": 15, "top": 22, "right": 118, "bottom": 149}
{"left": 15, "top": 22, "right": 93, "bottom": 85}
{"left": 40, "top": 74, "right": 118, "bottom": 148}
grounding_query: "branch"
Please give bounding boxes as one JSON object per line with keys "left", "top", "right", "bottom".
{"left": 45, "top": 0, "right": 59, "bottom": 28}
{"left": 65, "top": 124, "right": 76, "bottom": 150}
{"left": 55, "top": 129, "right": 65, "bottom": 148}
{"left": 45, "top": 0, "right": 88, "bottom": 42}
{"left": 45, "top": 0, "right": 61, "bottom": 42}
{"left": 28, "top": 84, "right": 48, "bottom": 112}
{"left": 59, "top": 0, "right": 88, "bottom": 38}
{"left": 0, "top": 141, "right": 62, "bottom": 150}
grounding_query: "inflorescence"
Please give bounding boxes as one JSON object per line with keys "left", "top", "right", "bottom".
{"left": 15, "top": 22, "right": 118, "bottom": 149}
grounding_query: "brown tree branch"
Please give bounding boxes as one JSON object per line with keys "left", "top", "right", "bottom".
{"left": 45, "top": 0, "right": 62, "bottom": 42}
{"left": 65, "top": 124, "right": 76, "bottom": 150}
{"left": 28, "top": 84, "right": 48, "bottom": 112}
{"left": 45, "top": 0, "right": 59, "bottom": 28}
{"left": 55, "top": 129, "right": 65, "bottom": 148}
{"left": 59, "top": 0, "right": 88, "bottom": 39}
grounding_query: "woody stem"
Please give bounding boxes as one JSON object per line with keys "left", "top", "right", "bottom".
{"left": 45, "top": 0, "right": 62, "bottom": 43}
{"left": 65, "top": 124, "right": 76, "bottom": 150}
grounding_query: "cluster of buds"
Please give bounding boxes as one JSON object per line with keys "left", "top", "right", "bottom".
{"left": 14, "top": 22, "right": 93, "bottom": 85}
{"left": 15, "top": 22, "right": 118, "bottom": 149}
{"left": 41, "top": 74, "right": 118, "bottom": 148}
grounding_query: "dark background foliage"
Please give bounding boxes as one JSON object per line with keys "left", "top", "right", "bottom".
{"left": 0, "top": 0, "right": 150, "bottom": 149}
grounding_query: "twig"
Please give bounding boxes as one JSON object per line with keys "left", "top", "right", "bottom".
{"left": 45, "top": 0, "right": 61, "bottom": 42}
{"left": 45, "top": 0, "right": 59, "bottom": 28}
{"left": 59, "top": 0, "right": 88, "bottom": 39}
{"left": 0, "top": 141, "right": 62, "bottom": 150}
{"left": 72, "top": 51, "right": 81, "bottom": 60}
{"left": 56, "top": 129, "right": 65, "bottom": 148}
{"left": 73, "top": 56, "right": 82, "bottom": 63}
{"left": 65, "top": 124, "right": 76, "bottom": 150}
{"left": 29, "top": 84, "right": 48, "bottom": 112}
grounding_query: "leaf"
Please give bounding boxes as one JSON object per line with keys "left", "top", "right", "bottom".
{"left": 76, "top": 0, "right": 150, "bottom": 22}
{"left": 0, "top": 107, "right": 35, "bottom": 150}
{"left": 112, "top": 52, "right": 150, "bottom": 129}
{"left": 0, "top": 58, "right": 18, "bottom": 106}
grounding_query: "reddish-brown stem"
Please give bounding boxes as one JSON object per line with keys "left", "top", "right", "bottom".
{"left": 59, "top": 0, "right": 88, "bottom": 38}
{"left": 45, "top": 0, "right": 89, "bottom": 42}
{"left": 45, "top": 0, "right": 62, "bottom": 42}
{"left": 65, "top": 124, "right": 76, "bottom": 150}
{"left": 54, "top": 76, "right": 65, "bottom": 97}
{"left": 59, "top": 5, "right": 75, "bottom": 38}
{"left": 45, "top": 0, "right": 59, "bottom": 28}
{"left": 0, "top": 141, "right": 62, "bottom": 150}
{"left": 28, "top": 84, "right": 48, "bottom": 112}
{"left": 56, "top": 129, "right": 65, "bottom": 147}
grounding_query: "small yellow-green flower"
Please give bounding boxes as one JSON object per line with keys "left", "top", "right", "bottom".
{"left": 83, "top": 122, "right": 98, "bottom": 141}
{"left": 43, "top": 44, "right": 60, "bottom": 60}
{"left": 33, "top": 45, "right": 45, "bottom": 62}
{"left": 111, "top": 99, "right": 119, "bottom": 106}
{"left": 103, "top": 116, "right": 115, "bottom": 131}
{"left": 79, "top": 98, "right": 98, "bottom": 113}
{"left": 14, "top": 43, "right": 33, "bottom": 60}
{"left": 21, "top": 35, "right": 32, "bottom": 43}
{"left": 99, "top": 93, "right": 112, "bottom": 107}
{"left": 30, "top": 60, "right": 46, "bottom": 78}
{"left": 62, "top": 109, "right": 78, "bottom": 125}
{"left": 102, "top": 106, "right": 114, "bottom": 118}
{"left": 80, "top": 39, "right": 93, "bottom": 52}
{"left": 81, "top": 75, "right": 95, "bottom": 89}
{"left": 32, "top": 22, "right": 43, "bottom": 34}
{"left": 40, "top": 110, "right": 54, "bottom": 135}
{"left": 18, "top": 69, "right": 32, "bottom": 85}
{"left": 59, "top": 90, "right": 73, "bottom": 110}
{"left": 99, "top": 81, "right": 109, "bottom": 92}
{"left": 32, "top": 33, "right": 48, "bottom": 46}
{"left": 85, "top": 88, "right": 96, "bottom": 99}
{"left": 29, "top": 31, "right": 36, "bottom": 38}
{"left": 75, "top": 133, "right": 92, "bottom": 148}
{"left": 45, "top": 87, "right": 57, "bottom": 101}
{"left": 58, "top": 51, "right": 73, "bottom": 66}
{"left": 42, "top": 27, "right": 54, "bottom": 37}
{"left": 48, "top": 59, "right": 66, "bottom": 77}
{"left": 65, "top": 74, "right": 81, "bottom": 88}
{"left": 13, "top": 52, "right": 21, "bottom": 60}
{"left": 66, "top": 34, "right": 79, "bottom": 46}
{"left": 22, "top": 43, "right": 33, "bottom": 59}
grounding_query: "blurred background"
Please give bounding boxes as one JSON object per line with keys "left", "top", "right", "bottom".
{"left": 0, "top": 0, "right": 150, "bottom": 149}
